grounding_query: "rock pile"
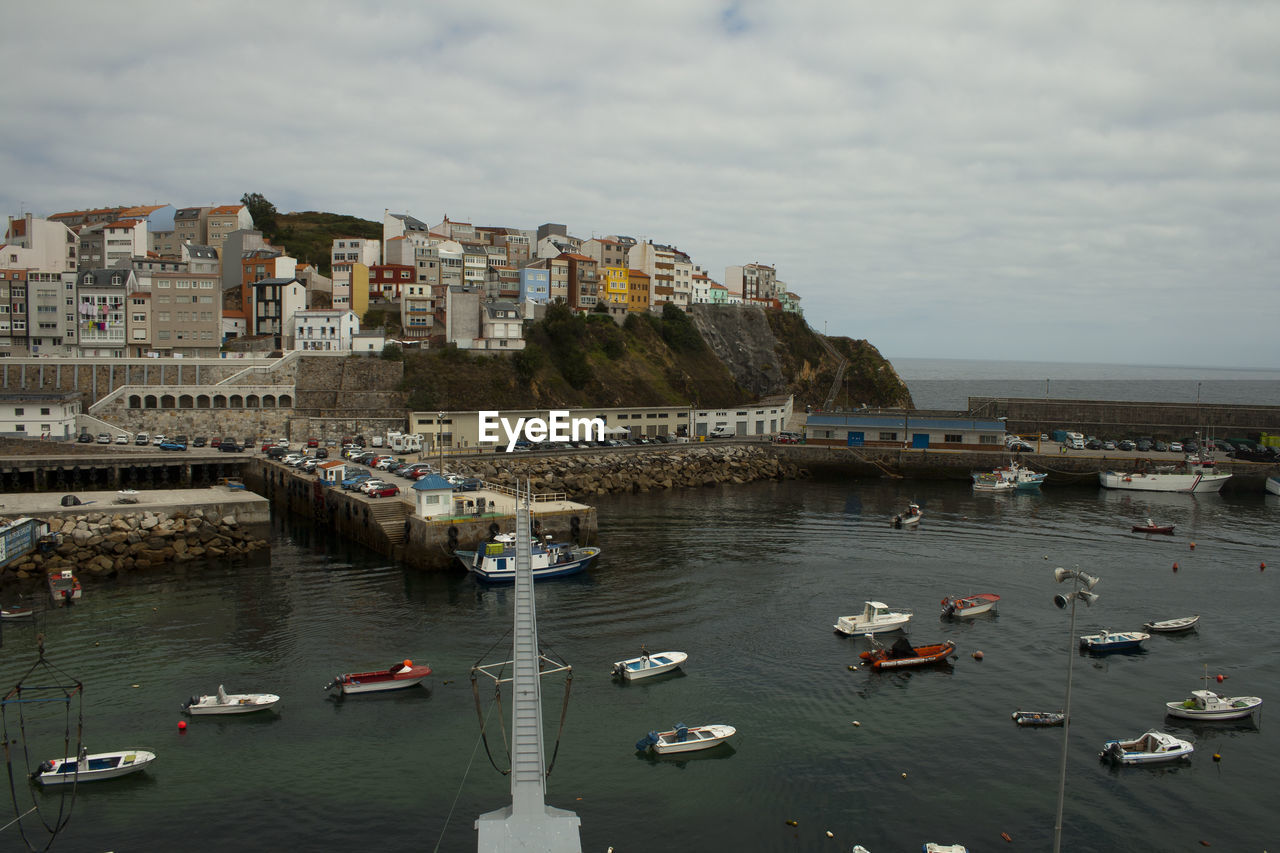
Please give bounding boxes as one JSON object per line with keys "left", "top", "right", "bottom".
{"left": 2, "top": 509, "right": 269, "bottom": 582}
{"left": 454, "top": 445, "right": 803, "bottom": 498}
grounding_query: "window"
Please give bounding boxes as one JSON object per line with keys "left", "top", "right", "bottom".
{"left": 979, "top": 435, "right": 1000, "bottom": 445}
{"left": 878, "top": 432, "right": 897, "bottom": 441}
{"left": 14, "top": 408, "right": 23, "bottom": 416}
{"left": 944, "top": 434, "right": 962, "bottom": 443}
{"left": 40, "top": 408, "right": 50, "bottom": 415}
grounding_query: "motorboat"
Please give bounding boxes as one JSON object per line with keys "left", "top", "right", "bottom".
{"left": 891, "top": 503, "right": 922, "bottom": 528}
{"left": 612, "top": 650, "right": 687, "bottom": 681}
{"left": 326, "top": 660, "right": 432, "bottom": 695}
{"left": 859, "top": 636, "right": 956, "bottom": 671}
{"left": 972, "top": 461, "right": 1046, "bottom": 492}
{"left": 1, "top": 606, "right": 34, "bottom": 619}
{"left": 1100, "top": 731, "right": 1194, "bottom": 765}
{"left": 635, "top": 723, "right": 736, "bottom": 755}
{"left": 32, "top": 748, "right": 156, "bottom": 785}
{"left": 47, "top": 569, "right": 81, "bottom": 605}
{"left": 1011, "top": 710, "right": 1065, "bottom": 727}
{"left": 114, "top": 489, "right": 140, "bottom": 504}
{"left": 1132, "top": 518, "right": 1175, "bottom": 535}
{"left": 1166, "top": 689, "right": 1262, "bottom": 721}
{"left": 834, "top": 601, "right": 912, "bottom": 636}
{"left": 1099, "top": 454, "right": 1231, "bottom": 493}
{"left": 940, "top": 593, "right": 1000, "bottom": 618}
{"left": 923, "top": 845, "right": 970, "bottom": 853}
{"left": 183, "top": 685, "right": 281, "bottom": 715}
{"left": 455, "top": 532, "right": 601, "bottom": 582}
{"left": 1079, "top": 629, "right": 1149, "bottom": 653}
{"left": 1267, "top": 475, "right": 1280, "bottom": 496}
{"left": 1143, "top": 615, "right": 1199, "bottom": 633}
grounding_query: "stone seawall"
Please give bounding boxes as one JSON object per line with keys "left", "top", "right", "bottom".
{"left": 2, "top": 508, "right": 269, "bottom": 584}
{"left": 449, "top": 444, "right": 805, "bottom": 498}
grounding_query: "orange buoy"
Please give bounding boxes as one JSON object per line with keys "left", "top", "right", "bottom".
{"left": 972, "top": 651, "right": 984, "bottom": 660}
{"left": 1216, "top": 674, "right": 1226, "bottom": 682}
{"left": 178, "top": 720, "right": 187, "bottom": 731}
{"left": 403, "top": 659, "right": 413, "bottom": 668}
{"left": 1190, "top": 542, "right": 1196, "bottom": 550}
{"left": 1173, "top": 562, "right": 1179, "bottom": 571}
{"left": 1261, "top": 562, "right": 1266, "bottom": 570}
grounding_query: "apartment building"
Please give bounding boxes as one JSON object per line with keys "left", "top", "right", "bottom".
{"left": 331, "top": 237, "right": 380, "bottom": 268}
{"left": 291, "top": 309, "right": 359, "bottom": 351}
{"left": 207, "top": 204, "right": 254, "bottom": 253}
{"left": 4, "top": 214, "right": 79, "bottom": 273}
{"left": 73, "top": 268, "right": 133, "bottom": 357}
{"left": 628, "top": 241, "right": 677, "bottom": 309}
{"left": 78, "top": 218, "right": 149, "bottom": 268}
{"left": 562, "top": 254, "right": 599, "bottom": 311}
{"left": 250, "top": 277, "right": 306, "bottom": 350}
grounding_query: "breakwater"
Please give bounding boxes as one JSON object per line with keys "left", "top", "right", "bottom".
{"left": 1, "top": 507, "right": 269, "bottom": 584}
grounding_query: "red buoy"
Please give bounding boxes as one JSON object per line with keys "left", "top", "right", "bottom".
{"left": 1217, "top": 674, "right": 1226, "bottom": 683}
{"left": 1173, "top": 562, "right": 1179, "bottom": 571}
{"left": 1261, "top": 562, "right": 1266, "bottom": 570}
{"left": 1189, "top": 542, "right": 1196, "bottom": 550}
{"left": 178, "top": 720, "right": 187, "bottom": 731}
{"left": 972, "top": 651, "right": 984, "bottom": 661}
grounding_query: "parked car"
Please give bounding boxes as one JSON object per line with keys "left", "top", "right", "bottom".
{"left": 1136, "top": 439, "right": 1153, "bottom": 452}
{"left": 1007, "top": 439, "right": 1035, "bottom": 452}
{"left": 774, "top": 432, "right": 802, "bottom": 444}
{"left": 153, "top": 434, "right": 166, "bottom": 445}
{"left": 96, "top": 433, "right": 111, "bottom": 444}
{"left": 455, "top": 477, "right": 482, "bottom": 491}
{"left": 266, "top": 446, "right": 288, "bottom": 460}
{"left": 1085, "top": 438, "right": 1102, "bottom": 450}
{"left": 369, "top": 484, "right": 400, "bottom": 498}
{"left": 192, "top": 436, "right": 207, "bottom": 448}
{"left": 159, "top": 441, "right": 187, "bottom": 451}
{"left": 115, "top": 434, "right": 130, "bottom": 445}
{"left": 1169, "top": 441, "right": 1183, "bottom": 452}
{"left": 301, "top": 459, "right": 319, "bottom": 473}
{"left": 307, "top": 437, "right": 319, "bottom": 448}
{"left": 218, "top": 441, "right": 243, "bottom": 453}
{"left": 77, "top": 433, "right": 93, "bottom": 443}
{"left": 1118, "top": 439, "right": 1136, "bottom": 451}
{"left": 135, "top": 433, "right": 149, "bottom": 445}
{"left": 314, "top": 447, "right": 328, "bottom": 459}
{"left": 341, "top": 473, "right": 372, "bottom": 490}
{"left": 1103, "top": 440, "right": 1117, "bottom": 450}
{"left": 1152, "top": 440, "right": 1168, "bottom": 452}
{"left": 359, "top": 479, "right": 388, "bottom": 494}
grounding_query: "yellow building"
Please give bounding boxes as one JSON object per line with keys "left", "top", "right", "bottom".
{"left": 602, "top": 266, "right": 629, "bottom": 305}
{"left": 627, "top": 269, "right": 651, "bottom": 313}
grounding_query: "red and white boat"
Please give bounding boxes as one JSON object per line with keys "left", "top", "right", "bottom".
{"left": 940, "top": 593, "right": 1000, "bottom": 618}
{"left": 326, "top": 660, "right": 432, "bottom": 695}
{"left": 48, "top": 569, "right": 82, "bottom": 605}
{"left": 1132, "top": 518, "right": 1175, "bottom": 535}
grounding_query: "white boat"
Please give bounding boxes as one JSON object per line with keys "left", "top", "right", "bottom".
{"left": 1143, "top": 615, "right": 1199, "bottom": 633}
{"left": 326, "top": 660, "right": 432, "bottom": 695}
{"left": 1100, "top": 731, "right": 1194, "bottom": 765}
{"left": 635, "top": 723, "right": 736, "bottom": 754}
{"left": 47, "top": 569, "right": 82, "bottom": 605}
{"left": 891, "top": 503, "right": 922, "bottom": 528}
{"left": 115, "top": 489, "right": 140, "bottom": 504}
{"left": 941, "top": 593, "right": 1000, "bottom": 618}
{"left": 1267, "top": 475, "right": 1280, "bottom": 496}
{"left": 183, "top": 684, "right": 281, "bottom": 715}
{"left": 32, "top": 748, "right": 156, "bottom": 785}
{"left": 973, "top": 461, "right": 1046, "bottom": 492}
{"left": 834, "top": 601, "right": 913, "bottom": 636}
{"left": 455, "top": 533, "right": 602, "bottom": 582}
{"left": 1099, "top": 454, "right": 1231, "bottom": 493}
{"left": 924, "top": 845, "right": 970, "bottom": 853}
{"left": 612, "top": 650, "right": 687, "bottom": 680}
{"left": 1079, "top": 629, "right": 1149, "bottom": 653}
{"left": 1166, "top": 689, "right": 1262, "bottom": 721}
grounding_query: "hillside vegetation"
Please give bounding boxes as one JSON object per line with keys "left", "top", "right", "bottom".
{"left": 273, "top": 210, "right": 381, "bottom": 275}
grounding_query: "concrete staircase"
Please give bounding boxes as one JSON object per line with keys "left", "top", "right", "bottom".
{"left": 367, "top": 498, "right": 410, "bottom": 545}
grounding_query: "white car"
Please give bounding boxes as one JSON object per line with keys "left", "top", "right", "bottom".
{"left": 359, "top": 479, "right": 388, "bottom": 494}
{"left": 1169, "top": 441, "right": 1183, "bottom": 452}
{"left": 281, "top": 453, "right": 304, "bottom": 466}
{"left": 115, "top": 434, "right": 129, "bottom": 445}
{"left": 152, "top": 434, "right": 166, "bottom": 446}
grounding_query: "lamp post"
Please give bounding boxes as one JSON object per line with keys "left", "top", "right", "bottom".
{"left": 437, "top": 411, "right": 445, "bottom": 472}
{"left": 1051, "top": 566, "right": 1101, "bottom": 853}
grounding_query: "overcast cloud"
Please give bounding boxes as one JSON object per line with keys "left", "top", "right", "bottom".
{"left": 4, "top": 1, "right": 1277, "bottom": 368}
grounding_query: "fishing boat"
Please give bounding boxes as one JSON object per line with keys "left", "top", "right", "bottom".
{"left": 859, "top": 636, "right": 956, "bottom": 670}
{"left": 1011, "top": 710, "right": 1065, "bottom": 727}
{"left": 1165, "top": 667, "right": 1261, "bottom": 720}
{"left": 47, "top": 569, "right": 81, "bottom": 605}
{"left": 455, "top": 532, "right": 601, "bottom": 582}
{"left": 635, "top": 723, "right": 736, "bottom": 754}
{"left": 923, "top": 845, "right": 970, "bottom": 853}
{"left": 1267, "top": 475, "right": 1280, "bottom": 496}
{"left": 32, "top": 749, "right": 156, "bottom": 785}
{"left": 1143, "top": 615, "right": 1199, "bottom": 633}
{"left": 183, "top": 685, "right": 281, "bottom": 715}
{"left": 326, "top": 660, "right": 432, "bottom": 695}
{"left": 891, "top": 503, "right": 922, "bottom": 528}
{"left": 1099, "top": 454, "right": 1231, "bottom": 494}
{"left": 1131, "top": 518, "right": 1175, "bottom": 535}
{"left": 1, "top": 605, "right": 34, "bottom": 619}
{"left": 1079, "top": 629, "right": 1149, "bottom": 653}
{"left": 972, "top": 461, "right": 1046, "bottom": 492}
{"left": 612, "top": 650, "right": 687, "bottom": 680}
{"left": 114, "top": 489, "right": 140, "bottom": 504}
{"left": 834, "top": 601, "right": 913, "bottom": 636}
{"left": 1099, "top": 731, "right": 1194, "bottom": 765}
{"left": 940, "top": 593, "right": 1000, "bottom": 618}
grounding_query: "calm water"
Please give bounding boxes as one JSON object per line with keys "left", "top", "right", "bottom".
{"left": 2, "top": 479, "right": 1278, "bottom": 852}
{"left": 892, "top": 357, "right": 1280, "bottom": 410}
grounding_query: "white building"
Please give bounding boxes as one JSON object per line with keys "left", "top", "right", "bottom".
{"left": 331, "top": 237, "right": 380, "bottom": 269}
{"left": 479, "top": 301, "right": 525, "bottom": 351}
{"left": 352, "top": 328, "right": 386, "bottom": 352}
{"left": 0, "top": 392, "right": 81, "bottom": 439}
{"left": 291, "top": 309, "right": 359, "bottom": 352}
{"left": 4, "top": 214, "right": 79, "bottom": 273}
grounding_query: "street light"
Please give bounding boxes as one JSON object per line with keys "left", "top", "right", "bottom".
{"left": 1051, "top": 566, "right": 1100, "bottom": 853}
{"left": 437, "top": 411, "right": 445, "bottom": 471}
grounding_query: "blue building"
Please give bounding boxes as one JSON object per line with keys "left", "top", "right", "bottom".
{"left": 518, "top": 267, "right": 550, "bottom": 304}
{"left": 804, "top": 410, "right": 1007, "bottom": 450}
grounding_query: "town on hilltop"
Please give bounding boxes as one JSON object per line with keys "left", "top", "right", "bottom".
{"left": 1, "top": 201, "right": 803, "bottom": 358}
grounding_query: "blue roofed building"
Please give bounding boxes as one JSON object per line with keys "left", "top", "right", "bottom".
{"left": 803, "top": 410, "right": 1007, "bottom": 450}
{"left": 411, "top": 473, "right": 454, "bottom": 519}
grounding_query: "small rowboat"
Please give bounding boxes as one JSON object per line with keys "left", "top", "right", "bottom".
{"left": 33, "top": 749, "right": 156, "bottom": 785}
{"left": 612, "top": 650, "right": 687, "bottom": 680}
{"left": 1012, "top": 710, "right": 1066, "bottom": 727}
{"left": 1100, "top": 731, "right": 1194, "bottom": 765}
{"left": 941, "top": 593, "right": 1000, "bottom": 618}
{"left": 1132, "top": 518, "right": 1174, "bottom": 534}
{"left": 860, "top": 637, "right": 956, "bottom": 670}
{"left": 0, "top": 606, "right": 34, "bottom": 619}
{"left": 635, "top": 723, "right": 736, "bottom": 754}
{"left": 326, "top": 660, "right": 432, "bottom": 695}
{"left": 1079, "top": 629, "right": 1149, "bottom": 653}
{"left": 1143, "top": 615, "right": 1199, "bottom": 633}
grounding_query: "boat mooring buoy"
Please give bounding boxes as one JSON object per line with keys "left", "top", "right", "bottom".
{"left": 785, "top": 820, "right": 798, "bottom": 827}
{"left": 178, "top": 720, "right": 187, "bottom": 731}
{"left": 1213, "top": 752, "right": 1222, "bottom": 762}
{"left": 852, "top": 720, "right": 861, "bottom": 727}
{"left": 1173, "top": 562, "right": 1179, "bottom": 572}
{"left": 1002, "top": 831, "right": 1013, "bottom": 842}
{"left": 826, "top": 830, "right": 834, "bottom": 838}
{"left": 973, "top": 650, "right": 984, "bottom": 661}
{"left": 1261, "top": 561, "right": 1267, "bottom": 570}
{"left": 1217, "top": 674, "right": 1227, "bottom": 682}
{"left": 901, "top": 772, "right": 907, "bottom": 779}
{"left": 1190, "top": 542, "right": 1196, "bottom": 550}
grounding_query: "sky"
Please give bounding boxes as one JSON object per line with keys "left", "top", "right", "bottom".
{"left": 4, "top": 2, "right": 1278, "bottom": 369}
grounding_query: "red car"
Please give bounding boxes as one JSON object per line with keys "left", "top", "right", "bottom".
{"left": 307, "top": 437, "right": 319, "bottom": 448}
{"left": 369, "top": 485, "right": 400, "bottom": 498}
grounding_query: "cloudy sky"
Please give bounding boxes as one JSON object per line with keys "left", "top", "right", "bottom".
{"left": 5, "top": 2, "right": 1277, "bottom": 369}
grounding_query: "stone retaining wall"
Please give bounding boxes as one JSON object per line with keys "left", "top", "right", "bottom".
{"left": 2, "top": 508, "right": 269, "bottom": 584}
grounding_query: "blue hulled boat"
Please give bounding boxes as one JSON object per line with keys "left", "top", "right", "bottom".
{"left": 456, "top": 532, "right": 601, "bottom": 582}
{"left": 1079, "top": 628, "right": 1149, "bottom": 653}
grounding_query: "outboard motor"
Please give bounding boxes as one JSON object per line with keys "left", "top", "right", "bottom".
{"left": 635, "top": 731, "right": 659, "bottom": 752}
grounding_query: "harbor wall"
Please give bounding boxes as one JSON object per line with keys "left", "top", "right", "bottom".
{"left": 970, "top": 397, "right": 1280, "bottom": 440}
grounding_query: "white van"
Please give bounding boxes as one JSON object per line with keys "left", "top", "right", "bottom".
{"left": 709, "top": 424, "right": 735, "bottom": 439}
{"left": 1063, "top": 431, "right": 1085, "bottom": 450}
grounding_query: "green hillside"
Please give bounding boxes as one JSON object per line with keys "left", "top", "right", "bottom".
{"left": 271, "top": 210, "right": 382, "bottom": 275}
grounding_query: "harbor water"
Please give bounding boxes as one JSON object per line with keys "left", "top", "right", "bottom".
{"left": 1, "top": 477, "right": 1276, "bottom": 851}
